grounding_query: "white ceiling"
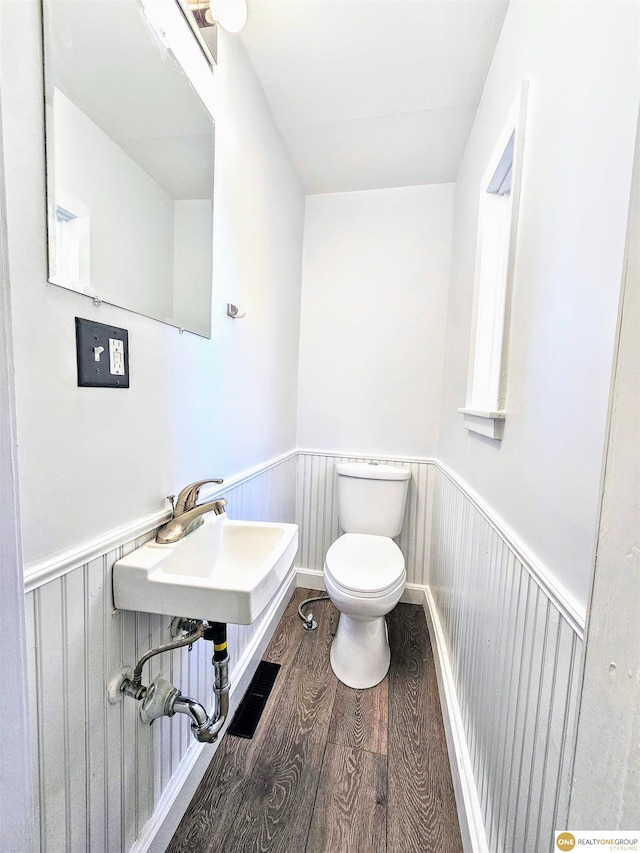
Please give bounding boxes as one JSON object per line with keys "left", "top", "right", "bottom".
{"left": 240, "top": 0, "right": 509, "bottom": 194}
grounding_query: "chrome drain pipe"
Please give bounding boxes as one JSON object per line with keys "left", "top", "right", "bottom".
{"left": 118, "top": 620, "right": 231, "bottom": 744}
{"left": 213, "top": 653, "right": 230, "bottom": 723}
{"left": 206, "top": 621, "right": 230, "bottom": 738}
{"left": 172, "top": 688, "right": 227, "bottom": 743}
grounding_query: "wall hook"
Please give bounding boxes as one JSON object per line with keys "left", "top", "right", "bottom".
{"left": 226, "top": 303, "right": 246, "bottom": 319}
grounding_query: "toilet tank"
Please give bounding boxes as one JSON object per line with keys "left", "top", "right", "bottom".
{"left": 336, "top": 462, "right": 410, "bottom": 538}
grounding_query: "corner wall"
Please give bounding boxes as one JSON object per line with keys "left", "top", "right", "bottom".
{"left": 294, "top": 449, "right": 585, "bottom": 852}
{"left": 297, "top": 183, "right": 455, "bottom": 458}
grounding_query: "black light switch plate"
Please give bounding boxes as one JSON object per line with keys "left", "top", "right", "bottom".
{"left": 75, "top": 317, "right": 129, "bottom": 388}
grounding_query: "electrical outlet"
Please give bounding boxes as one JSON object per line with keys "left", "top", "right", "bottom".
{"left": 75, "top": 317, "right": 129, "bottom": 388}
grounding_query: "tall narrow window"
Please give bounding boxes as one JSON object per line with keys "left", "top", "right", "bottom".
{"left": 54, "top": 206, "right": 80, "bottom": 286}
{"left": 459, "top": 83, "right": 528, "bottom": 439}
{"left": 48, "top": 194, "right": 91, "bottom": 293}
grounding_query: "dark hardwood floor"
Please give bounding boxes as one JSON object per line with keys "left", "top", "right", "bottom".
{"left": 167, "top": 588, "right": 463, "bottom": 853}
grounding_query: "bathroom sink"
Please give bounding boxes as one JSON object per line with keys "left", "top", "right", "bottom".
{"left": 113, "top": 514, "right": 298, "bottom": 624}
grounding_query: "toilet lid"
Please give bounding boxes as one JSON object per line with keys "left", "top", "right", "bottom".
{"left": 325, "top": 534, "right": 405, "bottom": 595}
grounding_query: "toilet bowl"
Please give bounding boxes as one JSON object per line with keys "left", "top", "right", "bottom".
{"left": 325, "top": 533, "right": 406, "bottom": 688}
{"left": 323, "top": 461, "right": 410, "bottom": 688}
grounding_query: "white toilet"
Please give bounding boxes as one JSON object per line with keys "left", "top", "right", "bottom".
{"left": 324, "top": 461, "right": 410, "bottom": 689}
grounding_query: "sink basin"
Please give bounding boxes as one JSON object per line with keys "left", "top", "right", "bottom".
{"left": 113, "top": 513, "right": 298, "bottom": 624}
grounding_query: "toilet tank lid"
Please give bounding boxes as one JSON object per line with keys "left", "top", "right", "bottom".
{"left": 335, "top": 462, "right": 410, "bottom": 481}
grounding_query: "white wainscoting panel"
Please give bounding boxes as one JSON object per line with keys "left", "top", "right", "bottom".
{"left": 295, "top": 450, "right": 433, "bottom": 585}
{"left": 294, "top": 450, "right": 584, "bottom": 852}
{"left": 429, "top": 466, "right": 584, "bottom": 853}
{"left": 24, "top": 453, "right": 297, "bottom": 853}
{"left": 25, "top": 449, "right": 585, "bottom": 853}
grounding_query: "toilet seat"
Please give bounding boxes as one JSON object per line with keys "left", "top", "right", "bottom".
{"left": 325, "top": 533, "right": 405, "bottom": 598}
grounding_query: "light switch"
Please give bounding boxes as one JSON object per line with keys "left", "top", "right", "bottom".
{"left": 76, "top": 317, "right": 129, "bottom": 388}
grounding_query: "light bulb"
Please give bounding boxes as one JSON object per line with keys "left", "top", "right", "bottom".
{"left": 208, "top": 0, "right": 247, "bottom": 33}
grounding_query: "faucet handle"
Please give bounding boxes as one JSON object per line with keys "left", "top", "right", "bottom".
{"left": 175, "top": 479, "right": 224, "bottom": 514}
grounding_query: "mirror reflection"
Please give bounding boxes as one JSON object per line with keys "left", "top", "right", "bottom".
{"left": 42, "top": 0, "right": 215, "bottom": 337}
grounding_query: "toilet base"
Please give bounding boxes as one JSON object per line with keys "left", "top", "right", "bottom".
{"left": 329, "top": 613, "right": 391, "bottom": 689}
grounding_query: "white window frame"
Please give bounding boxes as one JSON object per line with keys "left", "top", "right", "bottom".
{"left": 459, "top": 82, "right": 528, "bottom": 440}
{"left": 48, "top": 191, "right": 91, "bottom": 294}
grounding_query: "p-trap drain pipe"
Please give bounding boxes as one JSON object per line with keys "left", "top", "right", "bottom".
{"left": 109, "top": 619, "right": 230, "bottom": 744}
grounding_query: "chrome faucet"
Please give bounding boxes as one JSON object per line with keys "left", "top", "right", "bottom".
{"left": 156, "top": 479, "right": 227, "bottom": 544}
{"left": 174, "top": 479, "right": 223, "bottom": 515}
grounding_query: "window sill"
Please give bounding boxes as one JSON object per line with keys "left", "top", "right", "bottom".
{"left": 457, "top": 407, "right": 506, "bottom": 440}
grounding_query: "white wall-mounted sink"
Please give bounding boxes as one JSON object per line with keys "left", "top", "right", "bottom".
{"left": 113, "top": 513, "right": 298, "bottom": 624}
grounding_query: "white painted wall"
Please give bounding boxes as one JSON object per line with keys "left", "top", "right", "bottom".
{"left": 297, "top": 184, "right": 454, "bottom": 457}
{"left": 172, "top": 198, "right": 213, "bottom": 334}
{"left": 53, "top": 89, "right": 175, "bottom": 317}
{"left": 569, "top": 114, "right": 640, "bottom": 830}
{"left": 0, "top": 100, "right": 34, "bottom": 851}
{"left": 1, "top": 1, "right": 304, "bottom": 849}
{"left": 437, "top": 0, "right": 640, "bottom": 609}
{"left": 0, "top": 3, "right": 305, "bottom": 569}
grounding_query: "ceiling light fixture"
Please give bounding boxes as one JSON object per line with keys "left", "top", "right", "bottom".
{"left": 185, "top": 0, "right": 247, "bottom": 35}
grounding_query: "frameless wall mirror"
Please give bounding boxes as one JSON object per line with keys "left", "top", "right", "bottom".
{"left": 42, "top": 0, "right": 215, "bottom": 337}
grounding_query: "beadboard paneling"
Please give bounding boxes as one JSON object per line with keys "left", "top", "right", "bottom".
{"left": 295, "top": 450, "right": 584, "bottom": 853}
{"left": 295, "top": 451, "right": 432, "bottom": 585}
{"left": 24, "top": 453, "right": 297, "bottom": 853}
{"left": 429, "top": 466, "right": 583, "bottom": 853}
{"left": 26, "top": 450, "right": 584, "bottom": 853}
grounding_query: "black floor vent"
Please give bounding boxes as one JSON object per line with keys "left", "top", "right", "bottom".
{"left": 227, "top": 661, "right": 281, "bottom": 739}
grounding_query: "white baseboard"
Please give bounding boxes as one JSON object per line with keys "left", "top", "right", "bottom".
{"left": 295, "top": 566, "right": 326, "bottom": 591}
{"left": 131, "top": 568, "right": 298, "bottom": 853}
{"left": 422, "top": 587, "right": 489, "bottom": 853}
{"left": 401, "top": 582, "right": 426, "bottom": 604}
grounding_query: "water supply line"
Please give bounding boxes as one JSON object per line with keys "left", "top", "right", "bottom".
{"left": 118, "top": 619, "right": 230, "bottom": 744}
{"left": 297, "top": 595, "right": 330, "bottom": 631}
{"left": 121, "top": 619, "right": 206, "bottom": 700}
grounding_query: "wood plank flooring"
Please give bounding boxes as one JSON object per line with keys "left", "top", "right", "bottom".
{"left": 167, "top": 589, "right": 462, "bottom": 853}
